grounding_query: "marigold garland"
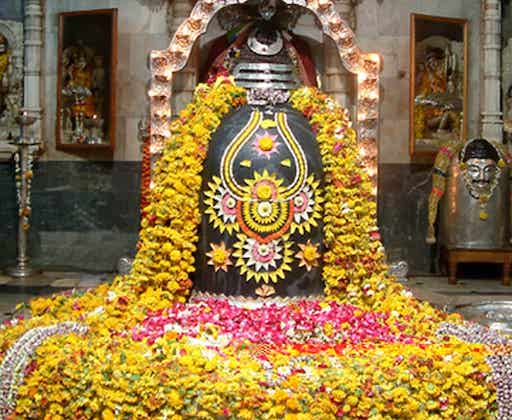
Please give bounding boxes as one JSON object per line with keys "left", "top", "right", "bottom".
{"left": 289, "top": 88, "right": 389, "bottom": 304}
{"left": 114, "top": 78, "right": 448, "bottom": 329}
{"left": 116, "top": 77, "right": 247, "bottom": 299}
{"left": 139, "top": 136, "right": 152, "bottom": 220}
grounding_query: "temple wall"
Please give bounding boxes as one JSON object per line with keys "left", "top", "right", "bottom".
{"left": 0, "top": 0, "right": 164, "bottom": 271}
{"left": 356, "top": 0, "right": 481, "bottom": 165}
{"left": 502, "top": 2, "right": 512, "bottom": 127}
{"left": 41, "top": 0, "right": 170, "bottom": 162}
{"left": 0, "top": 1, "right": 24, "bottom": 21}
{"left": 0, "top": 0, "right": 485, "bottom": 275}
{"left": 354, "top": 0, "right": 482, "bottom": 274}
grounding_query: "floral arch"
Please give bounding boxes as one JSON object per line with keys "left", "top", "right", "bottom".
{"left": 148, "top": 0, "right": 380, "bottom": 191}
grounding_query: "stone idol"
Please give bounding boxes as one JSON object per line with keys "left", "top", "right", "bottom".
{"left": 414, "top": 36, "right": 464, "bottom": 149}
{"left": 427, "top": 138, "right": 510, "bottom": 249}
{"left": 61, "top": 42, "right": 105, "bottom": 145}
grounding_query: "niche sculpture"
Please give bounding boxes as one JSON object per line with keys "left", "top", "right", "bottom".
{"left": 0, "top": 20, "right": 23, "bottom": 143}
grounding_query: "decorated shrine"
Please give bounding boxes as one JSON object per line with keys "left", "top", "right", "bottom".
{"left": 1, "top": 0, "right": 512, "bottom": 419}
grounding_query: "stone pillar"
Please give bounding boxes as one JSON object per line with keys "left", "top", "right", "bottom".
{"left": 481, "top": 0, "right": 503, "bottom": 141}
{"left": 502, "top": 39, "right": 512, "bottom": 117}
{"left": 167, "top": 0, "right": 197, "bottom": 118}
{"left": 23, "top": 0, "right": 43, "bottom": 145}
{"left": 322, "top": 0, "right": 357, "bottom": 108}
{"left": 502, "top": 38, "right": 512, "bottom": 144}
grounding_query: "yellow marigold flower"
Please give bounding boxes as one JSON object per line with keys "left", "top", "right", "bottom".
{"left": 102, "top": 408, "right": 116, "bottom": 420}
{"left": 154, "top": 272, "right": 171, "bottom": 283}
{"left": 170, "top": 250, "right": 182, "bottom": 262}
{"left": 238, "top": 409, "right": 253, "bottom": 419}
{"left": 286, "top": 397, "right": 300, "bottom": 411}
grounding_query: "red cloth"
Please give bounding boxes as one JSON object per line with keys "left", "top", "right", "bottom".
{"left": 286, "top": 34, "right": 317, "bottom": 87}
{"left": 200, "top": 36, "right": 229, "bottom": 83}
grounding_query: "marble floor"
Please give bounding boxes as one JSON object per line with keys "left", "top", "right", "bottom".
{"left": 0, "top": 270, "right": 511, "bottom": 322}
{"left": 407, "top": 276, "right": 512, "bottom": 308}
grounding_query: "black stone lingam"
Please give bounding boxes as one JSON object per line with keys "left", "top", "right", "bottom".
{"left": 194, "top": 104, "right": 324, "bottom": 297}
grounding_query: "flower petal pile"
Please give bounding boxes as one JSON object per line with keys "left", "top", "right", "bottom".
{"left": 132, "top": 297, "right": 422, "bottom": 348}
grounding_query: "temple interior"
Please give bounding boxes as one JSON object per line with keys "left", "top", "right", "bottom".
{"left": 1, "top": 0, "right": 512, "bottom": 418}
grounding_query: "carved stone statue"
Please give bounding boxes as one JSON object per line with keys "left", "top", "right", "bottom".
{"left": 62, "top": 43, "right": 103, "bottom": 144}
{"left": 0, "top": 21, "right": 24, "bottom": 144}
{"left": 414, "top": 40, "right": 463, "bottom": 144}
{"left": 416, "top": 47, "right": 448, "bottom": 96}
{"left": 0, "top": 54, "right": 21, "bottom": 138}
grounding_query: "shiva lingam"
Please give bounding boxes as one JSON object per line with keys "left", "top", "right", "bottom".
{"left": 6, "top": 111, "right": 41, "bottom": 278}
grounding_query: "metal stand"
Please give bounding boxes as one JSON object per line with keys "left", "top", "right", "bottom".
{"left": 6, "top": 112, "right": 40, "bottom": 278}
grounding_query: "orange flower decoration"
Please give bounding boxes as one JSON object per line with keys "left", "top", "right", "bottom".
{"left": 295, "top": 240, "right": 320, "bottom": 271}
{"left": 255, "top": 284, "right": 276, "bottom": 297}
{"left": 206, "top": 242, "right": 233, "bottom": 272}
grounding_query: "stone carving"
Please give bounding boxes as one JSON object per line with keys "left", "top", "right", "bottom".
{"left": 61, "top": 43, "right": 106, "bottom": 144}
{"left": 482, "top": 0, "right": 503, "bottom": 140}
{"left": 0, "top": 20, "right": 23, "bottom": 143}
{"left": 414, "top": 37, "right": 464, "bottom": 144}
